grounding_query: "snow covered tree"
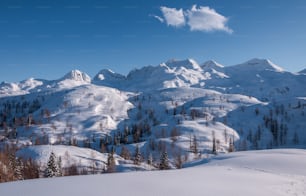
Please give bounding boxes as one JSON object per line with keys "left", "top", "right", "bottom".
{"left": 8, "top": 153, "right": 24, "bottom": 181}
{"left": 44, "top": 152, "right": 60, "bottom": 177}
{"left": 159, "top": 151, "right": 170, "bottom": 170}
{"left": 57, "top": 156, "right": 63, "bottom": 176}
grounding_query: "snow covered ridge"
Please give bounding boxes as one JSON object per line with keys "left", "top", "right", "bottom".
{"left": 61, "top": 70, "right": 91, "bottom": 82}
{"left": 299, "top": 68, "right": 306, "bottom": 74}
{"left": 0, "top": 58, "right": 306, "bottom": 185}
{"left": 0, "top": 58, "right": 304, "bottom": 94}
{"left": 232, "top": 58, "right": 285, "bottom": 72}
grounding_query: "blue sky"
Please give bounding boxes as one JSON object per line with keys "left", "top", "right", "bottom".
{"left": 1, "top": 0, "right": 306, "bottom": 82}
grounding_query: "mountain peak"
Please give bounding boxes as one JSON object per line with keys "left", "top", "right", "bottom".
{"left": 298, "top": 68, "right": 306, "bottom": 74}
{"left": 202, "top": 60, "right": 224, "bottom": 69}
{"left": 94, "top": 69, "right": 125, "bottom": 81}
{"left": 62, "top": 70, "right": 91, "bottom": 82}
{"left": 243, "top": 58, "right": 284, "bottom": 72}
{"left": 164, "top": 58, "right": 201, "bottom": 70}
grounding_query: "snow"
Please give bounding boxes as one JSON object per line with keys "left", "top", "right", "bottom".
{"left": 205, "top": 149, "right": 306, "bottom": 176}
{"left": 0, "top": 78, "right": 44, "bottom": 97}
{"left": 16, "top": 144, "right": 153, "bottom": 173}
{"left": 165, "top": 58, "right": 202, "bottom": 70}
{"left": 201, "top": 60, "right": 224, "bottom": 70}
{"left": 1, "top": 57, "right": 306, "bottom": 192}
{"left": 61, "top": 70, "right": 91, "bottom": 83}
{"left": 124, "top": 59, "right": 208, "bottom": 90}
{"left": 232, "top": 58, "right": 284, "bottom": 72}
{"left": 1, "top": 149, "right": 306, "bottom": 196}
{"left": 298, "top": 68, "right": 306, "bottom": 74}
{"left": 16, "top": 145, "right": 108, "bottom": 169}
{"left": 56, "top": 70, "right": 91, "bottom": 89}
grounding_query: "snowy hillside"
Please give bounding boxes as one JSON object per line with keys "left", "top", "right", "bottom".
{"left": 299, "top": 68, "right": 306, "bottom": 74}
{"left": 0, "top": 58, "right": 306, "bottom": 182}
{"left": 1, "top": 149, "right": 306, "bottom": 196}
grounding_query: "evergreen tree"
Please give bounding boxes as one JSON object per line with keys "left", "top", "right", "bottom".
{"left": 106, "top": 151, "right": 116, "bottom": 173}
{"left": 8, "top": 153, "right": 24, "bottom": 180}
{"left": 45, "top": 152, "right": 59, "bottom": 177}
{"left": 228, "top": 137, "right": 235, "bottom": 152}
{"left": 293, "top": 131, "right": 299, "bottom": 145}
{"left": 192, "top": 135, "right": 198, "bottom": 154}
{"left": 133, "top": 145, "right": 142, "bottom": 165}
{"left": 212, "top": 131, "right": 217, "bottom": 154}
{"left": 147, "top": 153, "right": 153, "bottom": 165}
{"left": 159, "top": 151, "right": 170, "bottom": 170}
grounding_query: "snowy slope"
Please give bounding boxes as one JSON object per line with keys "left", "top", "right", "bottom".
{"left": 15, "top": 145, "right": 152, "bottom": 173}
{"left": 0, "top": 78, "right": 45, "bottom": 97}
{"left": 92, "top": 69, "right": 126, "bottom": 88}
{"left": 17, "top": 145, "right": 108, "bottom": 170}
{"left": 1, "top": 149, "right": 306, "bottom": 196}
{"left": 122, "top": 59, "right": 208, "bottom": 91}
{"left": 201, "top": 58, "right": 306, "bottom": 101}
{"left": 299, "top": 68, "right": 306, "bottom": 74}
{"left": 201, "top": 60, "right": 229, "bottom": 79}
{"left": 1, "top": 58, "right": 306, "bottom": 176}
{"left": 8, "top": 84, "right": 134, "bottom": 148}
{"left": 55, "top": 70, "right": 91, "bottom": 89}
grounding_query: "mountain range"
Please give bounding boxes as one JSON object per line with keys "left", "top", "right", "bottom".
{"left": 0, "top": 58, "right": 306, "bottom": 173}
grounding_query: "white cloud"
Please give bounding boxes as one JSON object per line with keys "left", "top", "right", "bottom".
{"left": 160, "top": 6, "right": 185, "bottom": 27}
{"left": 185, "top": 5, "right": 233, "bottom": 33}
{"left": 154, "top": 5, "right": 233, "bottom": 33}
{"left": 151, "top": 15, "right": 164, "bottom": 23}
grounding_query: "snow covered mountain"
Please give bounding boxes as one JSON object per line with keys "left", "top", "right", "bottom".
{"left": 0, "top": 58, "right": 306, "bottom": 181}
{"left": 299, "top": 68, "right": 306, "bottom": 74}
{"left": 56, "top": 70, "right": 91, "bottom": 89}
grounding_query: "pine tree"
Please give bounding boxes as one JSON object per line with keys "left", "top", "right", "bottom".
{"left": 192, "top": 135, "right": 198, "bottom": 154}
{"left": 293, "top": 131, "right": 299, "bottom": 145}
{"left": 228, "top": 137, "right": 235, "bottom": 152}
{"left": 106, "top": 151, "right": 116, "bottom": 173}
{"left": 147, "top": 153, "right": 153, "bottom": 165}
{"left": 45, "top": 152, "right": 59, "bottom": 177}
{"left": 8, "top": 151, "right": 24, "bottom": 180}
{"left": 133, "top": 145, "right": 142, "bottom": 165}
{"left": 212, "top": 131, "right": 217, "bottom": 154}
{"left": 159, "top": 151, "right": 170, "bottom": 170}
{"left": 8, "top": 153, "right": 24, "bottom": 180}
